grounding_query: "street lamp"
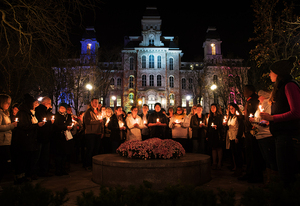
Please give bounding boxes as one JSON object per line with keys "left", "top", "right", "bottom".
{"left": 186, "top": 95, "right": 191, "bottom": 114}
{"left": 210, "top": 84, "right": 217, "bottom": 103}
{"left": 86, "top": 84, "right": 93, "bottom": 102}
{"left": 111, "top": 96, "right": 117, "bottom": 110}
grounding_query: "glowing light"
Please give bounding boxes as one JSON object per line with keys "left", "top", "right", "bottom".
{"left": 86, "top": 84, "right": 93, "bottom": 90}
{"left": 210, "top": 84, "right": 217, "bottom": 91}
{"left": 111, "top": 96, "right": 116, "bottom": 101}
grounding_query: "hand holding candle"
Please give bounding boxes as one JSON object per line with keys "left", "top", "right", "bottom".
{"left": 43, "top": 118, "right": 47, "bottom": 123}
{"left": 15, "top": 118, "right": 19, "bottom": 122}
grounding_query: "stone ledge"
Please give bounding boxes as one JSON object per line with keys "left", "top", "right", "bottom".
{"left": 93, "top": 153, "right": 211, "bottom": 189}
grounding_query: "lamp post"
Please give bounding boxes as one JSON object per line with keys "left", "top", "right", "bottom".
{"left": 86, "top": 84, "right": 93, "bottom": 102}
{"left": 186, "top": 95, "right": 191, "bottom": 114}
{"left": 111, "top": 96, "right": 117, "bottom": 110}
{"left": 210, "top": 84, "right": 217, "bottom": 103}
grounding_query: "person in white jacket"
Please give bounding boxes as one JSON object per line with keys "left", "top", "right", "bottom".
{"left": 169, "top": 106, "right": 190, "bottom": 151}
{"left": 126, "top": 106, "right": 145, "bottom": 141}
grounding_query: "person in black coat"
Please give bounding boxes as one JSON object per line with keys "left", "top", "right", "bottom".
{"left": 107, "top": 106, "right": 127, "bottom": 153}
{"left": 148, "top": 103, "right": 168, "bottom": 139}
{"left": 52, "top": 103, "right": 73, "bottom": 176}
{"left": 35, "top": 97, "right": 54, "bottom": 177}
{"left": 206, "top": 104, "right": 224, "bottom": 170}
{"left": 14, "top": 94, "right": 45, "bottom": 184}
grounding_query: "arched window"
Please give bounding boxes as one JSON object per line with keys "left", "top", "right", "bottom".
{"left": 169, "top": 76, "right": 174, "bottom": 88}
{"left": 182, "top": 78, "right": 186, "bottom": 89}
{"left": 169, "top": 58, "right": 173, "bottom": 70}
{"left": 117, "top": 78, "right": 122, "bottom": 86}
{"left": 157, "top": 75, "right": 161, "bottom": 87}
{"left": 130, "top": 58, "right": 134, "bottom": 70}
{"left": 149, "top": 75, "right": 154, "bottom": 86}
{"left": 110, "top": 78, "right": 114, "bottom": 85}
{"left": 142, "top": 75, "right": 146, "bottom": 86}
{"left": 157, "top": 56, "right": 161, "bottom": 68}
{"left": 149, "top": 55, "right": 154, "bottom": 68}
{"left": 129, "top": 76, "right": 134, "bottom": 88}
{"left": 142, "top": 56, "right": 146, "bottom": 68}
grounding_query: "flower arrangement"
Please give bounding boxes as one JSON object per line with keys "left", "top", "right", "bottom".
{"left": 116, "top": 138, "right": 185, "bottom": 160}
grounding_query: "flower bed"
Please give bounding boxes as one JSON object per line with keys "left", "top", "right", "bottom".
{"left": 116, "top": 138, "right": 185, "bottom": 159}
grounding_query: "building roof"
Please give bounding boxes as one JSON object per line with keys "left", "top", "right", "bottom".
{"left": 142, "top": 7, "right": 160, "bottom": 18}
{"left": 82, "top": 27, "right": 97, "bottom": 40}
{"left": 205, "top": 27, "right": 220, "bottom": 40}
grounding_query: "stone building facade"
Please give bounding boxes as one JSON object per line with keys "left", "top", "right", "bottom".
{"left": 59, "top": 7, "right": 248, "bottom": 114}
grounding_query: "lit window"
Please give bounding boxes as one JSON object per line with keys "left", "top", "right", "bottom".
{"left": 87, "top": 43, "right": 91, "bottom": 55}
{"left": 211, "top": 43, "right": 216, "bottom": 55}
{"left": 157, "top": 75, "right": 161, "bottom": 87}
{"left": 169, "top": 76, "right": 174, "bottom": 88}
{"left": 149, "top": 55, "right": 154, "bottom": 68}
{"left": 142, "top": 75, "right": 146, "bottom": 86}
{"left": 129, "top": 93, "right": 134, "bottom": 103}
{"left": 149, "top": 75, "right": 154, "bottom": 86}
{"left": 170, "top": 94, "right": 175, "bottom": 106}
{"left": 142, "top": 56, "right": 146, "bottom": 68}
{"left": 169, "top": 58, "right": 173, "bottom": 70}
{"left": 157, "top": 56, "right": 161, "bottom": 68}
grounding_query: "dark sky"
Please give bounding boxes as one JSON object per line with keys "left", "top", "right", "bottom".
{"left": 77, "top": 0, "right": 255, "bottom": 61}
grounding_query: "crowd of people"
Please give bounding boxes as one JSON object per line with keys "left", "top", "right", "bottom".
{"left": 0, "top": 57, "right": 299, "bottom": 189}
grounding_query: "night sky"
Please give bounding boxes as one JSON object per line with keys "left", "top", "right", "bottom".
{"left": 75, "top": 0, "right": 255, "bottom": 61}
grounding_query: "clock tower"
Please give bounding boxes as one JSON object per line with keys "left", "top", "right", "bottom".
{"left": 139, "top": 7, "right": 164, "bottom": 47}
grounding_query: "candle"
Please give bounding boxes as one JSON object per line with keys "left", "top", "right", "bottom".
{"left": 236, "top": 111, "right": 239, "bottom": 116}
{"left": 249, "top": 113, "right": 253, "bottom": 118}
{"left": 144, "top": 120, "right": 147, "bottom": 124}
{"left": 71, "top": 123, "right": 74, "bottom": 127}
{"left": 175, "top": 120, "right": 180, "bottom": 124}
{"left": 199, "top": 121, "right": 202, "bottom": 125}
{"left": 223, "top": 118, "right": 226, "bottom": 123}
{"left": 51, "top": 115, "right": 55, "bottom": 121}
{"left": 120, "top": 122, "right": 124, "bottom": 128}
{"left": 106, "top": 118, "right": 110, "bottom": 124}
{"left": 43, "top": 118, "right": 47, "bottom": 123}
{"left": 156, "top": 118, "right": 159, "bottom": 123}
{"left": 211, "top": 122, "right": 214, "bottom": 126}
{"left": 15, "top": 118, "right": 19, "bottom": 122}
{"left": 259, "top": 105, "right": 264, "bottom": 112}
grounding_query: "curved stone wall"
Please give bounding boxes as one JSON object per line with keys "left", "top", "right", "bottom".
{"left": 92, "top": 153, "right": 211, "bottom": 189}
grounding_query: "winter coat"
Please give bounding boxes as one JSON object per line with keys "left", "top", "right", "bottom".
{"left": 0, "top": 109, "right": 15, "bottom": 146}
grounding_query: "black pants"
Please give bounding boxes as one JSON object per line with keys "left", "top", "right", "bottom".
{"left": 37, "top": 142, "right": 50, "bottom": 175}
{"left": 230, "top": 140, "right": 243, "bottom": 168}
{"left": 85, "top": 134, "right": 101, "bottom": 167}
{"left": 244, "top": 132, "right": 264, "bottom": 179}
{"left": 0, "top": 145, "right": 11, "bottom": 182}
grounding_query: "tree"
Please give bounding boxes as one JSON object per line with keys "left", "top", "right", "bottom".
{"left": 249, "top": 0, "right": 300, "bottom": 86}
{"left": 0, "top": 0, "right": 99, "bottom": 103}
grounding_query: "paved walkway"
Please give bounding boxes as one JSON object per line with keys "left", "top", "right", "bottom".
{"left": 1, "top": 157, "right": 264, "bottom": 206}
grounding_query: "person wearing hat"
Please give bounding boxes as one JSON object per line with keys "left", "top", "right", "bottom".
{"left": 261, "top": 56, "right": 300, "bottom": 188}
{"left": 52, "top": 102, "right": 73, "bottom": 176}
{"left": 148, "top": 102, "right": 168, "bottom": 139}
{"left": 14, "top": 94, "right": 45, "bottom": 184}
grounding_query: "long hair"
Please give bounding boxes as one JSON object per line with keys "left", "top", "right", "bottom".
{"left": 0, "top": 94, "right": 11, "bottom": 115}
{"left": 209, "top": 103, "right": 222, "bottom": 117}
{"left": 269, "top": 75, "right": 284, "bottom": 104}
{"left": 228, "top": 103, "right": 241, "bottom": 120}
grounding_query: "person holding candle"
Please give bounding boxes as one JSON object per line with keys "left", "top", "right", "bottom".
{"left": 52, "top": 103, "right": 73, "bottom": 176}
{"left": 126, "top": 106, "right": 144, "bottom": 141}
{"left": 169, "top": 106, "right": 190, "bottom": 151}
{"left": 249, "top": 90, "right": 277, "bottom": 185}
{"left": 260, "top": 57, "right": 300, "bottom": 188}
{"left": 139, "top": 104, "right": 150, "bottom": 140}
{"left": 190, "top": 104, "right": 207, "bottom": 154}
{"left": 35, "top": 97, "right": 54, "bottom": 177}
{"left": 238, "top": 85, "right": 262, "bottom": 182}
{"left": 108, "top": 106, "right": 127, "bottom": 153}
{"left": 0, "top": 94, "right": 18, "bottom": 188}
{"left": 148, "top": 103, "right": 168, "bottom": 139}
{"left": 102, "top": 108, "right": 113, "bottom": 153}
{"left": 83, "top": 98, "right": 103, "bottom": 171}
{"left": 74, "top": 111, "right": 85, "bottom": 164}
{"left": 9, "top": 103, "right": 19, "bottom": 173}
{"left": 206, "top": 104, "right": 224, "bottom": 170}
{"left": 14, "top": 94, "right": 45, "bottom": 184}
{"left": 226, "top": 103, "right": 244, "bottom": 177}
